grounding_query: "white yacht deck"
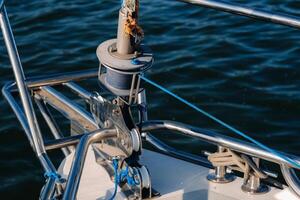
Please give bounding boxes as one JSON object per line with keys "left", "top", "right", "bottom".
{"left": 59, "top": 148, "right": 299, "bottom": 200}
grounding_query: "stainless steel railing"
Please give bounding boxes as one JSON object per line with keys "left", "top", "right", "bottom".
{"left": 32, "top": 72, "right": 300, "bottom": 195}
{"left": 63, "top": 128, "right": 117, "bottom": 200}
{"left": 179, "top": 0, "right": 300, "bottom": 29}
{"left": 2, "top": 0, "right": 300, "bottom": 199}
{"left": 4, "top": 69, "right": 300, "bottom": 197}
{"left": 0, "top": 5, "right": 58, "bottom": 199}
{"left": 0, "top": 5, "right": 49, "bottom": 165}
{"left": 140, "top": 120, "right": 300, "bottom": 169}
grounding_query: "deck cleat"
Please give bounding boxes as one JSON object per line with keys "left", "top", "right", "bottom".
{"left": 207, "top": 146, "right": 235, "bottom": 183}
{"left": 241, "top": 158, "right": 270, "bottom": 194}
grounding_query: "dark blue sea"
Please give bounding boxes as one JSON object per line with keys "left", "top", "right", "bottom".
{"left": 0, "top": 0, "right": 300, "bottom": 199}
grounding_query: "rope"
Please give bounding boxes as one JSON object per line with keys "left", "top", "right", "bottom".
{"left": 109, "top": 158, "right": 140, "bottom": 200}
{"left": 109, "top": 159, "right": 119, "bottom": 200}
{"left": 44, "top": 171, "right": 61, "bottom": 181}
{"left": 119, "top": 166, "right": 140, "bottom": 186}
{"left": 208, "top": 149, "right": 267, "bottom": 182}
{"left": 140, "top": 75, "right": 300, "bottom": 169}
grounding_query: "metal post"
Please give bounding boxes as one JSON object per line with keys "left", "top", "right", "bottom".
{"left": 207, "top": 146, "right": 235, "bottom": 183}
{"left": 117, "top": 8, "right": 134, "bottom": 55}
{"left": 0, "top": 6, "right": 56, "bottom": 173}
{"left": 241, "top": 158, "right": 269, "bottom": 194}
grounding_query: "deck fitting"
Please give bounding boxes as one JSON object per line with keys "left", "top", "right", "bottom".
{"left": 241, "top": 158, "right": 270, "bottom": 194}
{"left": 207, "top": 146, "right": 235, "bottom": 184}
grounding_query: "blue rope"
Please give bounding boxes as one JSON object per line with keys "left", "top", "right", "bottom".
{"left": 44, "top": 171, "right": 60, "bottom": 181}
{"left": 109, "top": 159, "right": 119, "bottom": 200}
{"left": 131, "top": 58, "right": 141, "bottom": 65}
{"left": 140, "top": 75, "right": 300, "bottom": 169}
{"left": 109, "top": 159, "right": 139, "bottom": 200}
{"left": 119, "top": 166, "right": 140, "bottom": 186}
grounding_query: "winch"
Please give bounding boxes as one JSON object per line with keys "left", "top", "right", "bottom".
{"left": 97, "top": 0, "right": 153, "bottom": 105}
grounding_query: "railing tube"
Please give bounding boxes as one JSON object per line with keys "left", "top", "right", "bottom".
{"left": 180, "top": 0, "right": 300, "bottom": 29}
{"left": 63, "top": 82, "right": 92, "bottom": 100}
{"left": 140, "top": 120, "right": 300, "bottom": 169}
{"left": 2, "top": 82, "right": 31, "bottom": 144}
{"left": 63, "top": 128, "right": 117, "bottom": 200}
{"left": 281, "top": 164, "right": 300, "bottom": 197}
{"left": 45, "top": 134, "right": 84, "bottom": 151}
{"left": 144, "top": 133, "right": 211, "bottom": 168}
{"left": 35, "top": 97, "right": 71, "bottom": 156}
{"left": 39, "top": 177, "right": 56, "bottom": 200}
{"left": 0, "top": 6, "right": 56, "bottom": 173}
{"left": 26, "top": 69, "right": 98, "bottom": 88}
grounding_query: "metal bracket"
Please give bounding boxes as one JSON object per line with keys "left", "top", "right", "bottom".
{"left": 89, "top": 92, "right": 135, "bottom": 158}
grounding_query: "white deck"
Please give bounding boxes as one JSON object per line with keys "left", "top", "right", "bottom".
{"left": 58, "top": 148, "right": 300, "bottom": 200}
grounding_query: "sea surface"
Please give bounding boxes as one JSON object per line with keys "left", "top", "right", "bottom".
{"left": 0, "top": 0, "right": 300, "bottom": 199}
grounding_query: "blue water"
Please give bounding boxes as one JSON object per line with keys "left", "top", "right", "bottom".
{"left": 1, "top": 0, "right": 300, "bottom": 199}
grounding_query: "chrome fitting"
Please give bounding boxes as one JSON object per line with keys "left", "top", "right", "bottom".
{"left": 241, "top": 158, "right": 269, "bottom": 194}
{"left": 207, "top": 146, "right": 235, "bottom": 183}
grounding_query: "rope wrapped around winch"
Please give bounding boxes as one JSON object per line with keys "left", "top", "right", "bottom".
{"left": 208, "top": 148, "right": 268, "bottom": 182}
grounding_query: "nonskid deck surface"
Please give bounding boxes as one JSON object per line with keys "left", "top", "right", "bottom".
{"left": 59, "top": 148, "right": 299, "bottom": 200}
